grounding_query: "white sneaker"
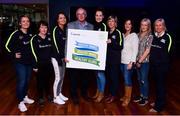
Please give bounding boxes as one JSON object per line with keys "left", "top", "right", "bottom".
{"left": 53, "top": 96, "right": 65, "bottom": 105}
{"left": 59, "top": 93, "right": 69, "bottom": 101}
{"left": 18, "top": 101, "right": 27, "bottom": 112}
{"left": 23, "top": 96, "right": 34, "bottom": 104}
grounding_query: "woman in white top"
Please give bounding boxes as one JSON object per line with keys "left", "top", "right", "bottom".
{"left": 120, "top": 19, "right": 139, "bottom": 106}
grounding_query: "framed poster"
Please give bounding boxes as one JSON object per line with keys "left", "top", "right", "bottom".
{"left": 66, "top": 29, "right": 108, "bottom": 70}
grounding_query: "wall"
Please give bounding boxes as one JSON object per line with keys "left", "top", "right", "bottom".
{"left": 49, "top": 0, "right": 180, "bottom": 56}
{"left": 0, "top": 0, "right": 48, "bottom": 4}
{"left": 49, "top": 0, "right": 148, "bottom": 28}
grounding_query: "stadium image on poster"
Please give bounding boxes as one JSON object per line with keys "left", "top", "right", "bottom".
{"left": 66, "top": 29, "right": 108, "bottom": 70}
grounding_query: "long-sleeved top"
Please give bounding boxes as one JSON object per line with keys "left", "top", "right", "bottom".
{"left": 52, "top": 26, "right": 66, "bottom": 65}
{"left": 5, "top": 29, "right": 33, "bottom": 64}
{"left": 150, "top": 32, "right": 173, "bottom": 64}
{"left": 121, "top": 32, "right": 139, "bottom": 64}
{"left": 30, "top": 34, "right": 52, "bottom": 68}
{"left": 68, "top": 20, "right": 94, "bottom": 30}
{"left": 94, "top": 22, "right": 107, "bottom": 31}
{"left": 106, "top": 29, "right": 123, "bottom": 65}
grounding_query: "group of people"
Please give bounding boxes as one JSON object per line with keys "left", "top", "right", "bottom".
{"left": 5, "top": 7, "right": 173, "bottom": 113}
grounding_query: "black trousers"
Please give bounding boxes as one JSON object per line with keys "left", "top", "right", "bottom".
{"left": 68, "top": 68, "right": 92, "bottom": 97}
{"left": 151, "top": 63, "right": 169, "bottom": 112}
{"left": 36, "top": 62, "right": 53, "bottom": 99}
{"left": 106, "top": 64, "right": 120, "bottom": 96}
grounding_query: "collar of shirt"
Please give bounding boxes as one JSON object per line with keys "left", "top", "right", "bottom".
{"left": 77, "top": 21, "right": 88, "bottom": 29}
{"left": 155, "top": 31, "right": 165, "bottom": 38}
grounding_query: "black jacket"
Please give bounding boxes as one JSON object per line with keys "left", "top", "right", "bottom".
{"left": 94, "top": 22, "right": 107, "bottom": 31}
{"left": 30, "top": 34, "right": 52, "bottom": 68}
{"left": 51, "top": 26, "right": 66, "bottom": 65}
{"left": 106, "top": 29, "right": 123, "bottom": 65}
{"left": 150, "top": 32, "right": 173, "bottom": 64}
{"left": 5, "top": 29, "right": 33, "bottom": 64}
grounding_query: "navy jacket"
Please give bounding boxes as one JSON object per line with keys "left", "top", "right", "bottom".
{"left": 30, "top": 34, "right": 52, "bottom": 68}
{"left": 150, "top": 32, "right": 173, "bottom": 64}
{"left": 52, "top": 26, "right": 66, "bottom": 65}
{"left": 5, "top": 29, "right": 33, "bottom": 64}
{"left": 106, "top": 29, "right": 123, "bottom": 65}
{"left": 94, "top": 22, "right": 107, "bottom": 31}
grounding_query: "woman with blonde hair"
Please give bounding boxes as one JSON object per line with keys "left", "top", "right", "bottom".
{"left": 133, "top": 18, "right": 153, "bottom": 106}
{"left": 105, "top": 15, "right": 123, "bottom": 103}
{"left": 149, "top": 18, "right": 173, "bottom": 112}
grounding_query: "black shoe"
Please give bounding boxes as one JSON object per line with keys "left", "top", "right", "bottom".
{"left": 72, "top": 96, "right": 79, "bottom": 105}
{"left": 47, "top": 95, "right": 53, "bottom": 102}
{"left": 138, "top": 98, "right": 148, "bottom": 106}
{"left": 106, "top": 96, "right": 116, "bottom": 104}
{"left": 38, "top": 98, "right": 45, "bottom": 106}
{"left": 133, "top": 96, "right": 142, "bottom": 103}
{"left": 105, "top": 95, "right": 112, "bottom": 101}
{"left": 82, "top": 94, "right": 91, "bottom": 102}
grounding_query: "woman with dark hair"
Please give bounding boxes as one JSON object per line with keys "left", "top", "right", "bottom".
{"left": 105, "top": 15, "right": 123, "bottom": 103}
{"left": 120, "top": 19, "right": 139, "bottom": 106}
{"left": 5, "top": 15, "right": 34, "bottom": 112}
{"left": 92, "top": 8, "right": 107, "bottom": 103}
{"left": 149, "top": 18, "right": 173, "bottom": 112}
{"left": 51, "top": 12, "right": 69, "bottom": 105}
{"left": 31, "top": 21, "right": 53, "bottom": 106}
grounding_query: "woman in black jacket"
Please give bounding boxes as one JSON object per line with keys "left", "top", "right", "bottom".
{"left": 51, "top": 12, "right": 69, "bottom": 105}
{"left": 31, "top": 21, "right": 53, "bottom": 106}
{"left": 92, "top": 8, "right": 107, "bottom": 103}
{"left": 105, "top": 15, "right": 123, "bottom": 103}
{"left": 149, "top": 18, "right": 173, "bottom": 112}
{"left": 5, "top": 15, "right": 34, "bottom": 112}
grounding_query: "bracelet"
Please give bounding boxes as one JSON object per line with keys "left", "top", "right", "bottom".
{"left": 137, "top": 61, "right": 142, "bottom": 64}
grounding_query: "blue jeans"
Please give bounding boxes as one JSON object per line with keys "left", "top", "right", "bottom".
{"left": 136, "top": 63, "right": 149, "bottom": 99}
{"left": 96, "top": 71, "right": 106, "bottom": 93}
{"left": 120, "top": 64, "right": 133, "bottom": 86}
{"left": 15, "top": 62, "right": 32, "bottom": 101}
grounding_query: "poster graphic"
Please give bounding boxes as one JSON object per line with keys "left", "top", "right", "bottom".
{"left": 66, "top": 29, "right": 108, "bottom": 70}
